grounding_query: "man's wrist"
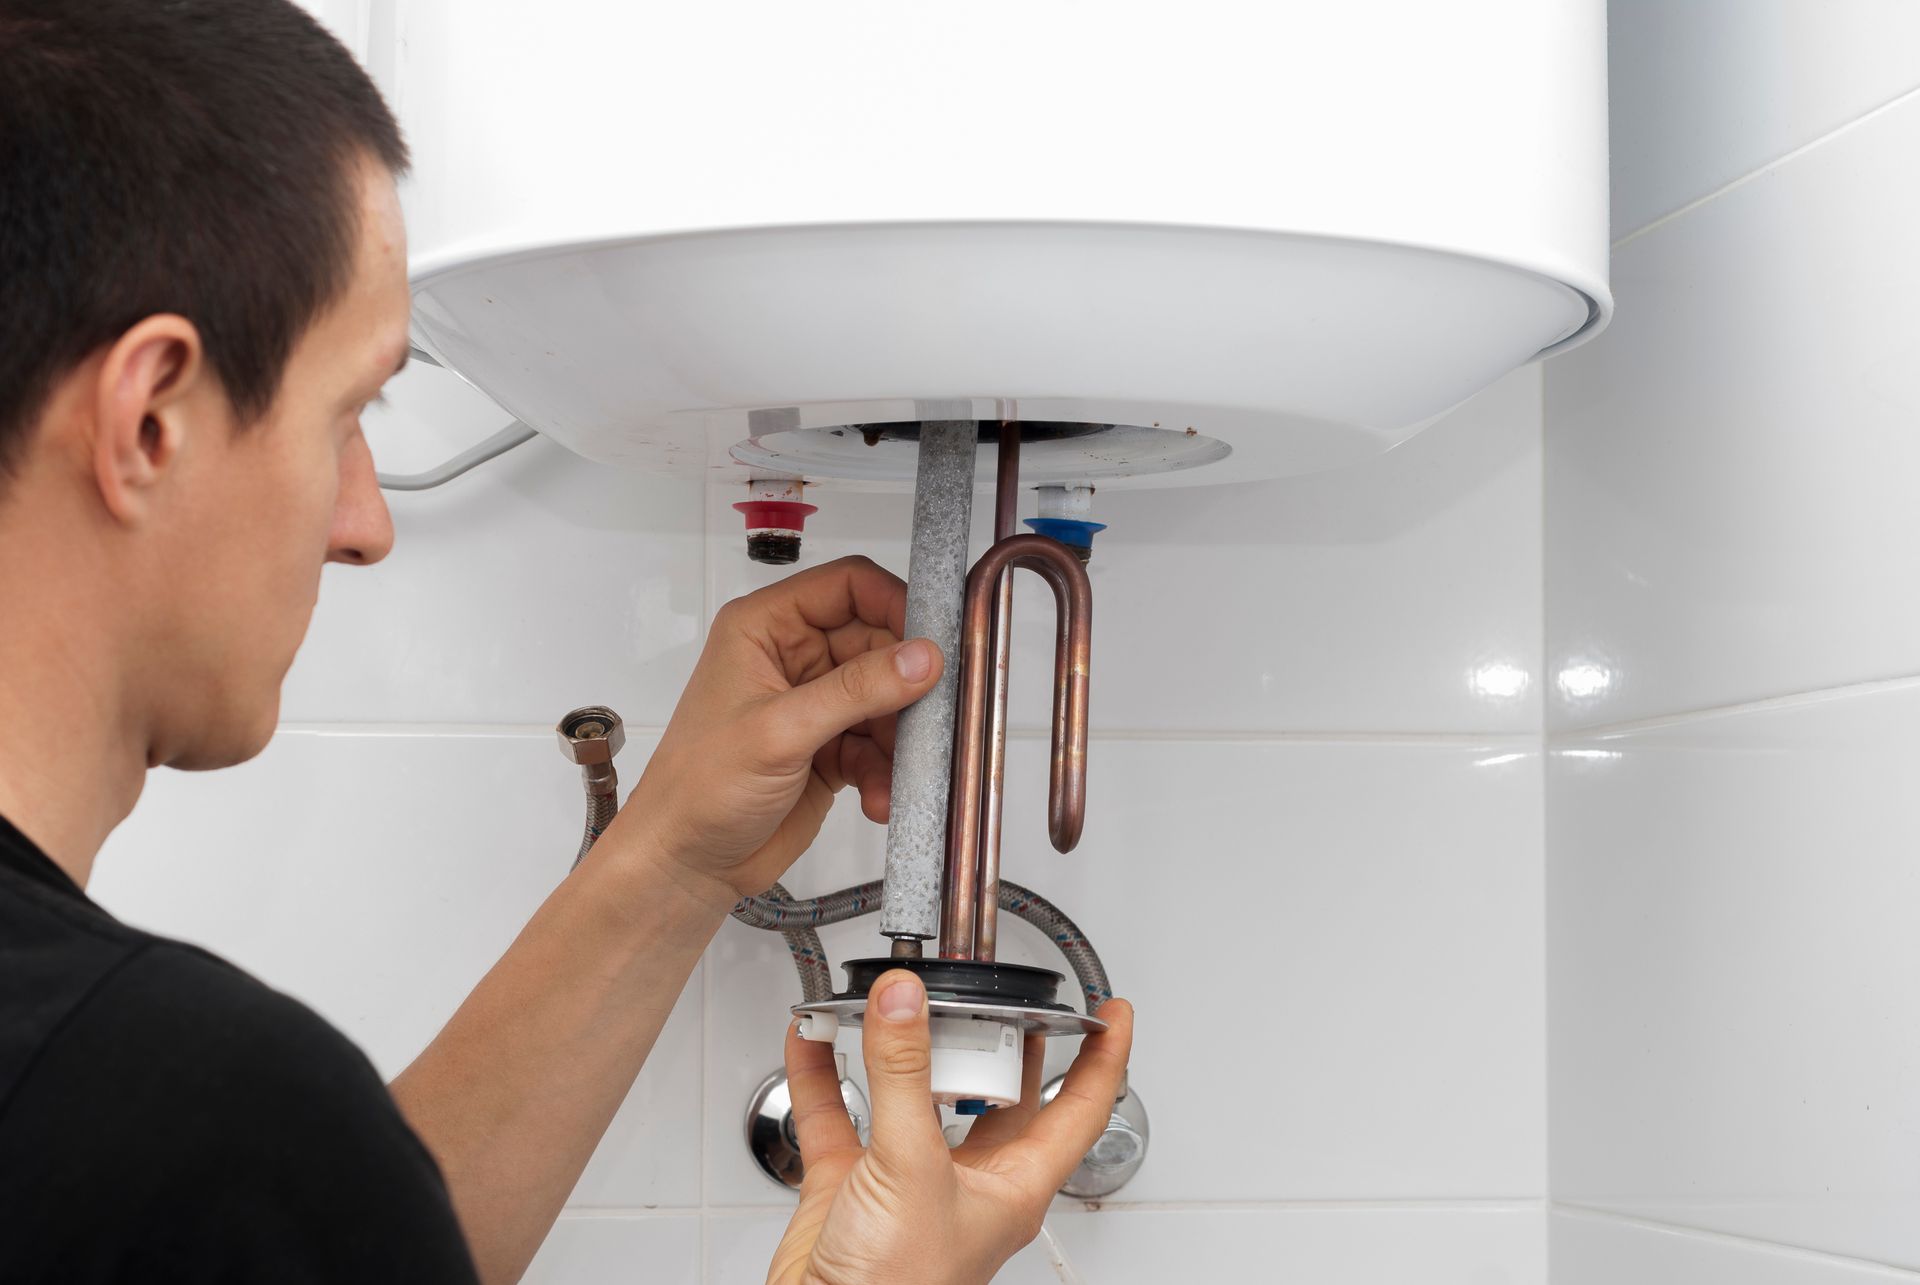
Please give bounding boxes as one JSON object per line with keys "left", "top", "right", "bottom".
{"left": 583, "top": 812, "right": 738, "bottom": 934}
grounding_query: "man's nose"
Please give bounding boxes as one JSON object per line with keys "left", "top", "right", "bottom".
{"left": 327, "top": 433, "right": 395, "bottom": 566}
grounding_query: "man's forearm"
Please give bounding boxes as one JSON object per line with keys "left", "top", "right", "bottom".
{"left": 388, "top": 811, "right": 732, "bottom": 1285}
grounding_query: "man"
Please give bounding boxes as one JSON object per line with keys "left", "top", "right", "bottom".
{"left": 0, "top": 2, "right": 1133, "bottom": 1282}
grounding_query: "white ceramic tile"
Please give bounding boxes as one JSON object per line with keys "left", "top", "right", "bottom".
{"left": 705, "top": 736, "right": 1545, "bottom": 1206}
{"left": 1010, "top": 737, "right": 1545, "bottom": 1202}
{"left": 703, "top": 1213, "right": 788, "bottom": 1285}
{"left": 1608, "top": 0, "right": 1920, "bottom": 236}
{"left": 705, "top": 1210, "right": 1067, "bottom": 1285}
{"left": 1548, "top": 683, "right": 1920, "bottom": 1268}
{"left": 1546, "top": 91, "right": 1920, "bottom": 730}
{"left": 91, "top": 728, "right": 704, "bottom": 1209}
{"left": 709, "top": 1205, "right": 1543, "bottom": 1284}
{"left": 524, "top": 1214, "right": 700, "bottom": 1285}
{"left": 281, "top": 358, "right": 705, "bottom": 726}
{"left": 1009, "top": 1205, "right": 1545, "bottom": 1285}
{"left": 1552, "top": 1210, "right": 1920, "bottom": 1285}
{"left": 711, "top": 367, "right": 1543, "bottom": 735}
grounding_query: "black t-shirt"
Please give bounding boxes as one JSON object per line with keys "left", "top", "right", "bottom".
{"left": 0, "top": 815, "right": 479, "bottom": 1283}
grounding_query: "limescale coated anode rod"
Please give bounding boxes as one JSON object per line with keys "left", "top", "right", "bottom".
{"left": 879, "top": 420, "right": 979, "bottom": 948}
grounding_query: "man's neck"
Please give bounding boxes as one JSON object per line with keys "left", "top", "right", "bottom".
{"left": 0, "top": 513, "right": 148, "bottom": 888}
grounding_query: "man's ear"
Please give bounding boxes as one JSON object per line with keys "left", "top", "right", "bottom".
{"left": 91, "top": 314, "right": 208, "bottom": 525}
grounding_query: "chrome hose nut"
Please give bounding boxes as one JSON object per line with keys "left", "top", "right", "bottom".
{"left": 557, "top": 705, "right": 626, "bottom": 766}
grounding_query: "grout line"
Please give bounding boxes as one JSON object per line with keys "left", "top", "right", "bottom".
{"left": 1536, "top": 346, "right": 1555, "bottom": 1205}
{"left": 1613, "top": 80, "right": 1920, "bottom": 250}
{"left": 1046, "top": 1197, "right": 1547, "bottom": 1214}
{"left": 1538, "top": 362, "right": 1553, "bottom": 753}
{"left": 1549, "top": 673, "right": 1920, "bottom": 742}
{"left": 1551, "top": 1204, "right": 1920, "bottom": 1277}
{"left": 554, "top": 1208, "right": 704, "bottom": 1220}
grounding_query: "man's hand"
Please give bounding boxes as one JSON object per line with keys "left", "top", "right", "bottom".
{"left": 620, "top": 555, "right": 943, "bottom": 906}
{"left": 769, "top": 972, "right": 1136, "bottom": 1285}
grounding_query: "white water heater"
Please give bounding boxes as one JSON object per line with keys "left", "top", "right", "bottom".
{"left": 383, "top": 0, "right": 1609, "bottom": 489}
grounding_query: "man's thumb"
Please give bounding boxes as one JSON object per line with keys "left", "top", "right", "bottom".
{"left": 859, "top": 971, "right": 948, "bottom": 1169}
{"left": 764, "top": 639, "right": 943, "bottom": 764}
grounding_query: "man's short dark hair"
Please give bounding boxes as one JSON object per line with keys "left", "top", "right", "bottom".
{"left": 0, "top": 0, "right": 408, "bottom": 482}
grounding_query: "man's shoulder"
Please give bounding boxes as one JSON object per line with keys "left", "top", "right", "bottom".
{"left": 1, "top": 862, "right": 362, "bottom": 1109}
{"left": 87, "top": 935, "right": 349, "bottom": 1057}
{"left": 7, "top": 927, "right": 395, "bottom": 1140}
{"left": 0, "top": 903, "right": 477, "bottom": 1283}
{"left": 0, "top": 861, "right": 171, "bottom": 1099}
{"left": 71, "top": 935, "right": 371, "bottom": 1082}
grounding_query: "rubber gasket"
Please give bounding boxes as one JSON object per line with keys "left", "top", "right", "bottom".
{"left": 836, "top": 957, "right": 1075, "bottom": 1012}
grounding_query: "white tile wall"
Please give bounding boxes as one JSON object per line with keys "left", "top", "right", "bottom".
{"left": 1547, "top": 9, "right": 1920, "bottom": 1280}
{"left": 1005, "top": 738, "right": 1546, "bottom": 1204}
{"left": 709, "top": 1205, "right": 1548, "bottom": 1285}
{"left": 701, "top": 1212, "right": 789, "bottom": 1284}
{"left": 1547, "top": 685, "right": 1920, "bottom": 1270}
{"left": 1547, "top": 86, "right": 1920, "bottom": 732}
{"left": 1023, "top": 1205, "right": 1546, "bottom": 1284}
{"left": 525, "top": 1215, "right": 701, "bottom": 1284}
{"left": 1551, "top": 1210, "right": 1920, "bottom": 1285}
{"left": 1607, "top": 0, "right": 1920, "bottom": 237}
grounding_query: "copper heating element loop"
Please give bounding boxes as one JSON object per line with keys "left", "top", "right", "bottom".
{"left": 975, "top": 426, "right": 1020, "bottom": 962}
{"left": 939, "top": 426, "right": 1093, "bottom": 961}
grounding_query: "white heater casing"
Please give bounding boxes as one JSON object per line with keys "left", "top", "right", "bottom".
{"left": 382, "top": 0, "right": 1610, "bottom": 487}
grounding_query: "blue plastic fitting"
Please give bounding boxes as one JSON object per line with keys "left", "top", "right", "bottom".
{"left": 1023, "top": 517, "right": 1107, "bottom": 555}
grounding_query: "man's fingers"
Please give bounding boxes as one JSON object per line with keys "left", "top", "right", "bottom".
{"left": 869, "top": 708, "right": 900, "bottom": 758}
{"left": 859, "top": 971, "right": 949, "bottom": 1173}
{"left": 741, "top": 555, "right": 911, "bottom": 640}
{"left": 762, "top": 639, "right": 943, "bottom": 768}
{"left": 784, "top": 1021, "right": 860, "bottom": 1160}
{"left": 1005, "top": 999, "right": 1134, "bottom": 1192}
{"left": 836, "top": 733, "right": 894, "bottom": 823}
{"left": 824, "top": 617, "right": 903, "bottom": 670}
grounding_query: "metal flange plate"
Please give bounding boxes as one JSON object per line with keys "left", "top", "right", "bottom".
{"left": 792, "top": 996, "right": 1106, "bottom": 1038}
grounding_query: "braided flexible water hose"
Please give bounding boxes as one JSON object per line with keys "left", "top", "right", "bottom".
{"left": 732, "top": 878, "right": 1112, "bottom": 1014}
{"left": 730, "top": 881, "right": 885, "bottom": 931}
{"left": 996, "top": 881, "right": 1113, "bottom": 1014}
{"left": 568, "top": 785, "right": 833, "bottom": 1002}
{"left": 759, "top": 883, "right": 834, "bottom": 1004}
{"left": 575, "top": 788, "right": 618, "bottom": 869}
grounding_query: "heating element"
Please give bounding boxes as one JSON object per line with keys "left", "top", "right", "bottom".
{"left": 793, "top": 421, "right": 1107, "bottom": 1113}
